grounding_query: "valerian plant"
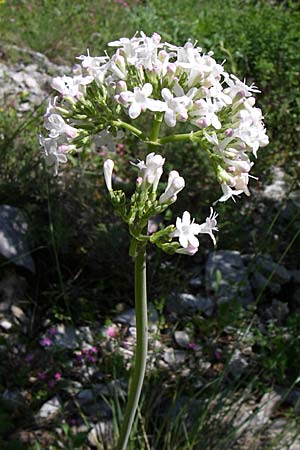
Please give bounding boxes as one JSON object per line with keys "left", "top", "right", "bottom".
{"left": 40, "top": 31, "right": 268, "bottom": 450}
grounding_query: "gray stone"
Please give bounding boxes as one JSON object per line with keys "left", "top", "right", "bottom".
{"left": 88, "top": 420, "right": 114, "bottom": 447}
{"left": 163, "top": 348, "right": 187, "bottom": 366}
{"left": 228, "top": 350, "right": 249, "bottom": 378}
{"left": 251, "top": 254, "right": 291, "bottom": 285}
{"left": 53, "top": 324, "right": 77, "bottom": 349}
{"left": 2, "top": 388, "right": 24, "bottom": 409}
{"left": 291, "top": 269, "right": 300, "bottom": 284}
{"left": 77, "top": 389, "right": 94, "bottom": 405}
{"left": 114, "top": 303, "right": 158, "bottom": 329}
{"left": 167, "top": 293, "right": 213, "bottom": 316}
{"left": 282, "top": 389, "right": 300, "bottom": 414}
{"left": 36, "top": 396, "right": 61, "bottom": 422}
{"left": 205, "top": 250, "right": 253, "bottom": 305}
{"left": 189, "top": 276, "right": 202, "bottom": 289}
{"left": 262, "top": 167, "right": 288, "bottom": 201}
{"left": 0, "top": 319, "right": 12, "bottom": 330}
{"left": 174, "top": 330, "right": 190, "bottom": 348}
{"left": 250, "top": 271, "right": 281, "bottom": 294}
{"left": 81, "top": 400, "right": 112, "bottom": 420}
{"left": 0, "top": 205, "right": 35, "bottom": 272}
{"left": 265, "top": 299, "right": 289, "bottom": 322}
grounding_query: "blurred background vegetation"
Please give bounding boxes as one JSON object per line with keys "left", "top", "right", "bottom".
{"left": 1, "top": 0, "right": 300, "bottom": 449}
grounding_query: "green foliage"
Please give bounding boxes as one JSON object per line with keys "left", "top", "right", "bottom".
{"left": 254, "top": 313, "right": 300, "bottom": 385}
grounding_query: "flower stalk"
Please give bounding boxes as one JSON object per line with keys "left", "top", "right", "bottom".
{"left": 116, "top": 241, "right": 148, "bottom": 450}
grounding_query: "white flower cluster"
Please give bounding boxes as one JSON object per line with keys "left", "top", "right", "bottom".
{"left": 104, "top": 152, "right": 218, "bottom": 255}
{"left": 40, "top": 31, "right": 268, "bottom": 201}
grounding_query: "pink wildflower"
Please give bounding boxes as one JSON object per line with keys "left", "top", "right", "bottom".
{"left": 54, "top": 372, "right": 62, "bottom": 380}
{"left": 107, "top": 325, "right": 118, "bottom": 338}
{"left": 41, "top": 337, "right": 52, "bottom": 347}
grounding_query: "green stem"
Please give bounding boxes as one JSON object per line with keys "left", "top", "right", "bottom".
{"left": 112, "top": 120, "right": 145, "bottom": 139}
{"left": 158, "top": 130, "right": 204, "bottom": 145}
{"left": 148, "top": 114, "right": 162, "bottom": 151}
{"left": 116, "top": 242, "right": 148, "bottom": 450}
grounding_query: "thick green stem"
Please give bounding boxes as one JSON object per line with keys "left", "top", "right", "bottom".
{"left": 148, "top": 114, "right": 162, "bottom": 151}
{"left": 116, "top": 242, "right": 148, "bottom": 450}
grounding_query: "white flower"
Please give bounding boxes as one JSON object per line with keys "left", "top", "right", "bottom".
{"left": 77, "top": 49, "right": 108, "bottom": 70}
{"left": 118, "top": 83, "right": 165, "bottom": 119}
{"left": 170, "top": 211, "right": 202, "bottom": 248}
{"left": 51, "top": 74, "right": 93, "bottom": 99}
{"left": 176, "top": 244, "right": 199, "bottom": 256}
{"left": 39, "top": 135, "right": 70, "bottom": 175}
{"left": 161, "top": 88, "right": 195, "bottom": 127}
{"left": 197, "top": 208, "right": 218, "bottom": 245}
{"left": 191, "top": 98, "right": 222, "bottom": 129}
{"left": 103, "top": 159, "right": 114, "bottom": 191}
{"left": 159, "top": 171, "right": 185, "bottom": 203}
{"left": 132, "top": 152, "right": 165, "bottom": 191}
{"left": 108, "top": 36, "right": 142, "bottom": 65}
{"left": 224, "top": 74, "right": 260, "bottom": 99}
{"left": 44, "top": 113, "right": 78, "bottom": 139}
{"left": 171, "top": 209, "right": 218, "bottom": 252}
{"left": 216, "top": 183, "right": 243, "bottom": 203}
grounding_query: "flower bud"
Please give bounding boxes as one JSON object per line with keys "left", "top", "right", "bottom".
{"left": 103, "top": 159, "right": 114, "bottom": 191}
{"left": 159, "top": 174, "right": 185, "bottom": 204}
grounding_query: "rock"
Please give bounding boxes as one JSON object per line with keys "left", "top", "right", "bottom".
{"left": 77, "top": 389, "right": 94, "bottom": 405}
{"left": 291, "top": 269, "right": 300, "bottom": 284}
{"left": 189, "top": 276, "right": 202, "bottom": 289}
{"left": 53, "top": 324, "right": 78, "bottom": 349}
{"left": 262, "top": 167, "right": 288, "bottom": 202}
{"left": 205, "top": 251, "right": 253, "bottom": 305}
{"left": 81, "top": 400, "right": 112, "bottom": 420}
{"left": 264, "top": 299, "right": 289, "bottom": 322}
{"left": 0, "top": 273, "right": 27, "bottom": 304}
{"left": 249, "top": 391, "right": 282, "bottom": 430}
{"left": 250, "top": 254, "right": 291, "bottom": 286}
{"left": 228, "top": 350, "right": 249, "bottom": 378}
{"left": 2, "top": 388, "right": 25, "bottom": 409}
{"left": 250, "top": 271, "right": 281, "bottom": 294}
{"left": 0, "top": 318, "right": 12, "bottom": 330}
{"left": 293, "top": 287, "right": 300, "bottom": 305}
{"left": 282, "top": 389, "right": 300, "bottom": 414}
{"left": 167, "top": 293, "right": 213, "bottom": 316}
{"left": 88, "top": 420, "right": 114, "bottom": 447}
{"left": 0, "top": 205, "right": 35, "bottom": 272}
{"left": 36, "top": 396, "right": 61, "bottom": 422}
{"left": 11, "top": 305, "right": 27, "bottom": 323}
{"left": 174, "top": 330, "right": 190, "bottom": 348}
{"left": 92, "top": 380, "right": 127, "bottom": 399}
{"left": 113, "top": 303, "right": 159, "bottom": 330}
{"left": 163, "top": 348, "right": 187, "bottom": 366}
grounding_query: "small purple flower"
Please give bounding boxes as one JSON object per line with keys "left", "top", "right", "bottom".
{"left": 87, "top": 355, "right": 97, "bottom": 364}
{"left": 38, "top": 371, "right": 46, "bottom": 381}
{"left": 188, "top": 342, "right": 197, "bottom": 351}
{"left": 41, "top": 337, "right": 52, "bottom": 347}
{"left": 89, "top": 346, "right": 98, "bottom": 354}
{"left": 47, "top": 327, "right": 57, "bottom": 336}
{"left": 214, "top": 350, "right": 222, "bottom": 361}
{"left": 54, "top": 372, "right": 62, "bottom": 380}
{"left": 48, "top": 380, "right": 56, "bottom": 388}
{"left": 24, "top": 354, "right": 34, "bottom": 363}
